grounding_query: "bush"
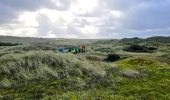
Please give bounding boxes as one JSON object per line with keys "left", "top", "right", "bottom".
{"left": 0, "top": 42, "right": 21, "bottom": 46}
{"left": 105, "top": 54, "right": 120, "bottom": 62}
{"left": 124, "top": 45, "right": 157, "bottom": 53}
{"left": 95, "top": 47, "right": 113, "bottom": 53}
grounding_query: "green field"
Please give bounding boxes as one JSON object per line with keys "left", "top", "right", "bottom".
{"left": 0, "top": 36, "right": 170, "bottom": 99}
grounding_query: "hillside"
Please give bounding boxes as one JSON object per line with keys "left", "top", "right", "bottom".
{"left": 0, "top": 36, "right": 169, "bottom": 99}
{"left": 0, "top": 36, "right": 98, "bottom": 45}
{"left": 146, "top": 36, "right": 170, "bottom": 43}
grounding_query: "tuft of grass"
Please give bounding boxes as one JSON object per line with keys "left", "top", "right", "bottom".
{"left": 156, "top": 54, "right": 170, "bottom": 65}
{"left": 85, "top": 55, "right": 104, "bottom": 61}
{"left": 0, "top": 51, "right": 77, "bottom": 80}
{"left": 0, "top": 78, "right": 12, "bottom": 87}
{"left": 0, "top": 51, "right": 108, "bottom": 88}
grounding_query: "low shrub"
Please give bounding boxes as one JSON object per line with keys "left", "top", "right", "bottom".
{"left": 105, "top": 54, "right": 120, "bottom": 62}
{"left": 124, "top": 45, "right": 157, "bottom": 53}
{"left": 95, "top": 47, "right": 113, "bottom": 53}
{"left": 0, "top": 42, "right": 21, "bottom": 46}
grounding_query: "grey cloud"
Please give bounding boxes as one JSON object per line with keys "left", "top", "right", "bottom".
{"left": 0, "top": 0, "right": 71, "bottom": 11}
{"left": 95, "top": 0, "right": 170, "bottom": 38}
{"left": 0, "top": 3, "right": 19, "bottom": 24}
{"left": 101, "top": 0, "right": 136, "bottom": 11}
{"left": 36, "top": 14, "right": 81, "bottom": 38}
{"left": 0, "top": 0, "right": 170, "bottom": 38}
{"left": 0, "top": 0, "right": 56, "bottom": 11}
{"left": 102, "top": 0, "right": 163, "bottom": 11}
{"left": 122, "top": 0, "right": 170, "bottom": 30}
{"left": 0, "top": 0, "right": 71, "bottom": 25}
{"left": 66, "top": 0, "right": 170, "bottom": 38}
{"left": 55, "top": 0, "right": 72, "bottom": 10}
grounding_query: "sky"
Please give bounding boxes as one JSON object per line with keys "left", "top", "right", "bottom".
{"left": 0, "top": 0, "right": 170, "bottom": 39}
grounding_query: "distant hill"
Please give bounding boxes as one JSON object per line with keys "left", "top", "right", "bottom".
{"left": 0, "top": 35, "right": 98, "bottom": 45}
{"left": 0, "top": 36, "right": 56, "bottom": 44}
{"left": 119, "top": 37, "right": 143, "bottom": 45}
{"left": 145, "top": 36, "right": 170, "bottom": 43}
{"left": 0, "top": 35, "right": 170, "bottom": 45}
{"left": 94, "top": 39, "right": 119, "bottom": 44}
{"left": 119, "top": 36, "right": 170, "bottom": 45}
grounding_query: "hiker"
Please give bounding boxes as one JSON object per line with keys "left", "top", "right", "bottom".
{"left": 82, "top": 45, "right": 86, "bottom": 52}
{"left": 80, "top": 45, "right": 85, "bottom": 52}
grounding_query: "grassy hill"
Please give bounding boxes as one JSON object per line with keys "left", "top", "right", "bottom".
{"left": 146, "top": 36, "right": 170, "bottom": 43}
{"left": 0, "top": 35, "right": 98, "bottom": 45}
{"left": 0, "top": 36, "right": 169, "bottom": 99}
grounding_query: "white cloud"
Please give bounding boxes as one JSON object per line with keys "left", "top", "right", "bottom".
{"left": 71, "top": 0, "right": 98, "bottom": 14}
{"left": 18, "top": 12, "right": 39, "bottom": 27}
{"left": 0, "top": 0, "right": 170, "bottom": 38}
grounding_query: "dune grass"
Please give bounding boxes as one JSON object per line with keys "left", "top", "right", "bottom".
{"left": 0, "top": 51, "right": 114, "bottom": 99}
{"left": 0, "top": 37, "right": 170, "bottom": 99}
{"left": 0, "top": 51, "right": 169, "bottom": 99}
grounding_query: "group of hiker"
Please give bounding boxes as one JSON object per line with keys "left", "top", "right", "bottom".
{"left": 57, "top": 45, "right": 86, "bottom": 54}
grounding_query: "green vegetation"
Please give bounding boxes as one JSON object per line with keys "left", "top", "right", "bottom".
{"left": 119, "top": 37, "right": 143, "bottom": 45}
{"left": 146, "top": 36, "right": 170, "bottom": 43}
{"left": 124, "top": 44, "right": 157, "bottom": 53}
{"left": 0, "top": 36, "right": 169, "bottom": 99}
{"left": 0, "top": 42, "right": 21, "bottom": 46}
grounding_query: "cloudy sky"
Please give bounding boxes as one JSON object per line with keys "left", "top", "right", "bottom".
{"left": 0, "top": 0, "right": 170, "bottom": 39}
